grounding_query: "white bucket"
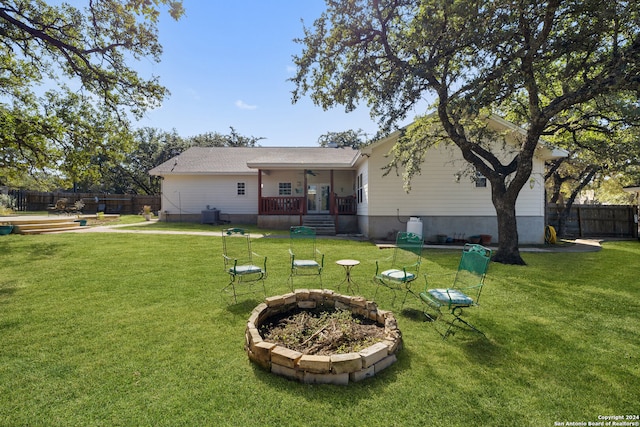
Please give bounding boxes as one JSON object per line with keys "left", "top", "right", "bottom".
{"left": 407, "top": 217, "right": 423, "bottom": 239}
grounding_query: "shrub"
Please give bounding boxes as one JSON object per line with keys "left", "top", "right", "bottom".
{"left": 0, "top": 194, "right": 16, "bottom": 215}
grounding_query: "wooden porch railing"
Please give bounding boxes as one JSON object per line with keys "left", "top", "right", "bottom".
{"left": 333, "top": 194, "right": 357, "bottom": 215}
{"left": 259, "top": 195, "right": 356, "bottom": 215}
{"left": 259, "top": 197, "right": 304, "bottom": 215}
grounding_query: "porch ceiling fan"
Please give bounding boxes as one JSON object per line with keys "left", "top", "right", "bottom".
{"left": 305, "top": 170, "right": 317, "bottom": 176}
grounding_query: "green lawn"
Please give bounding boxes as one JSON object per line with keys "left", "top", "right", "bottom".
{"left": 0, "top": 231, "right": 638, "bottom": 426}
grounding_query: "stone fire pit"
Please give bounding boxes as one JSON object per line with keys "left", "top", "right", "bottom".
{"left": 245, "top": 289, "right": 402, "bottom": 385}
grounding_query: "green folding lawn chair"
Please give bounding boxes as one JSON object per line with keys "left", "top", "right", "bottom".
{"left": 288, "top": 226, "right": 324, "bottom": 290}
{"left": 373, "top": 231, "right": 423, "bottom": 306}
{"left": 222, "top": 228, "right": 267, "bottom": 303}
{"left": 419, "top": 243, "right": 492, "bottom": 338}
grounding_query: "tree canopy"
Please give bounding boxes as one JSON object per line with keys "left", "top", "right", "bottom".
{"left": 292, "top": 0, "right": 640, "bottom": 264}
{"left": 187, "top": 127, "right": 265, "bottom": 148}
{"left": 317, "top": 129, "right": 368, "bottom": 149}
{"left": 0, "top": 0, "right": 183, "bottom": 185}
{"left": 52, "top": 127, "right": 265, "bottom": 195}
{"left": 543, "top": 93, "right": 640, "bottom": 234}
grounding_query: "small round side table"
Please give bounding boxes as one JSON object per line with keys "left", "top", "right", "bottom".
{"left": 336, "top": 259, "right": 360, "bottom": 293}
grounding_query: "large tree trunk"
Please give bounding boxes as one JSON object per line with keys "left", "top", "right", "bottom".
{"left": 491, "top": 181, "right": 526, "bottom": 265}
{"left": 436, "top": 102, "right": 534, "bottom": 266}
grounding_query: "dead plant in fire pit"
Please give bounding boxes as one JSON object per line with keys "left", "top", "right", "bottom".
{"left": 260, "top": 308, "right": 386, "bottom": 356}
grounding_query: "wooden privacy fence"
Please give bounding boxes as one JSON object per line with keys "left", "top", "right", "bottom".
{"left": 8, "top": 190, "right": 160, "bottom": 215}
{"left": 547, "top": 204, "right": 638, "bottom": 238}
{"left": 7, "top": 190, "right": 638, "bottom": 237}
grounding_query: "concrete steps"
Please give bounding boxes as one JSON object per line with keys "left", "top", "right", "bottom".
{"left": 302, "top": 215, "right": 336, "bottom": 236}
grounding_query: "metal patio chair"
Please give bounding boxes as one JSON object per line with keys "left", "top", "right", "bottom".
{"left": 419, "top": 243, "right": 492, "bottom": 339}
{"left": 373, "top": 231, "right": 423, "bottom": 306}
{"left": 288, "top": 226, "right": 324, "bottom": 289}
{"left": 222, "top": 228, "right": 267, "bottom": 303}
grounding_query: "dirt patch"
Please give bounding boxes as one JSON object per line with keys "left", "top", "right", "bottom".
{"left": 260, "top": 308, "right": 386, "bottom": 356}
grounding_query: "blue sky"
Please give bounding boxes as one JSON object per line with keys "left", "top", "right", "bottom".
{"left": 134, "top": 1, "right": 395, "bottom": 146}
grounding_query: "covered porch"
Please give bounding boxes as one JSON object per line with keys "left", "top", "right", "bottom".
{"left": 255, "top": 168, "right": 358, "bottom": 233}
{"left": 246, "top": 147, "right": 361, "bottom": 233}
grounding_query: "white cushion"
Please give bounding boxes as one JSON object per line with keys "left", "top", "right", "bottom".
{"left": 294, "top": 259, "right": 319, "bottom": 268}
{"left": 231, "top": 265, "right": 263, "bottom": 275}
{"left": 427, "top": 288, "right": 473, "bottom": 306}
{"left": 381, "top": 269, "right": 415, "bottom": 282}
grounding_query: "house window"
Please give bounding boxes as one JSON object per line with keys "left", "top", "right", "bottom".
{"left": 279, "top": 182, "right": 292, "bottom": 196}
{"left": 237, "top": 182, "right": 246, "bottom": 195}
{"left": 475, "top": 171, "right": 487, "bottom": 188}
{"left": 356, "top": 173, "right": 363, "bottom": 203}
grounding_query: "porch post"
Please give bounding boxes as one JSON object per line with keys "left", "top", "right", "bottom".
{"left": 303, "top": 169, "right": 308, "bottom": 216}
{"left": 258, "top": 169, "right": 262, "bottom": 215}
{"left": 330, "top": 169, "right": 339, "bottom": 232}
{"left": 330, "top": 170, "right": 335, "bottom": 214}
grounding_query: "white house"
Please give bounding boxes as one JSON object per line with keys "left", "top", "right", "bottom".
{"left": 149, "top": 116, "right": 566, "bottom": 244}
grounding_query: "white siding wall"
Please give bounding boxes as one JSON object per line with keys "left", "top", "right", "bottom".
{"left": 356, "top": 162, "right": 369, "bottom": 216}
{"left": 523, "top": 159, "right": 546, "bottom": 216}
{"left": 161, "top": 174, "right": 258, "bottom": 215}
{"left": 161, "top": 170, "right": 359, "bottom": 215}
{"left": 332, "top": 170, "right": 356, "bottom": 197}
{"left": 255, "top": 170, "right": 355, "bottom": 198}
{"left": 261, "top": 170, "right": 302, "bottom": 197}
{"left": 366, "top": 139, "right": 546, "bottom": 217}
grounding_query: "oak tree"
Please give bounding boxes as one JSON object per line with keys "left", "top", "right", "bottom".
{"left": 292, "top": 0, "right": 640, "bottom": 264}
{"left": 0, "top": 0, "right": 183, "bottom": 184}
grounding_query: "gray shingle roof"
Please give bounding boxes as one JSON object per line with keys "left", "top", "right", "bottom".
{"left": 149, "top": 147, "right": 360, "bottom": 175}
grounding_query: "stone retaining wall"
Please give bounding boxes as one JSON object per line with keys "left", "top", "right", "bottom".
{"left": 245, "top": 289, "right": 403, "bottom": 385}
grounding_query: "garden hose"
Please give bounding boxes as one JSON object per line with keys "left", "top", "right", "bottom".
{"left": 545, "top": 225, "right": 557, "bottom": 244}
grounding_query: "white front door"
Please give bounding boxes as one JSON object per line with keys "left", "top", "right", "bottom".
{"left": 307, "top": 184, "right": 330, "bottom": 213}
